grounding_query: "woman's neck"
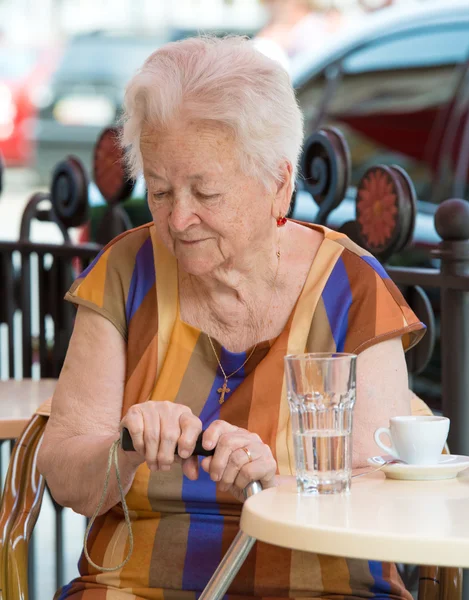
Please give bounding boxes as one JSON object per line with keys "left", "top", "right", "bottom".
{"left": 181, "top": 243, "right": 281, "bottom": 328}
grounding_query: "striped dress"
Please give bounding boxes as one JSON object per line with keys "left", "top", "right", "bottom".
{"left": 56, "top": 221, "right": 425, "bottom": 600}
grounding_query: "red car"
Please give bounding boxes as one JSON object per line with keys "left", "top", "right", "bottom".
{"left": 0, "top": 43, "right": 61, "bottom": 167}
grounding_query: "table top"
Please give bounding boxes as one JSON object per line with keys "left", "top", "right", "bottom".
{"left": 0, "top": 379, "right": 56, "bottom": 439}
{"left": 240, "top": 471, "right": 469, "bottom": 568}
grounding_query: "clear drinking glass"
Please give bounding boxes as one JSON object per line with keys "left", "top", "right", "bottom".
{"left": 284, "top": 353, "right": 357, "bottom": 494}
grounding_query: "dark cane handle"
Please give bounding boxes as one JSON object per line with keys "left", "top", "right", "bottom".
{"left": 120, "top": 427, "right": 215, "bottom": 457}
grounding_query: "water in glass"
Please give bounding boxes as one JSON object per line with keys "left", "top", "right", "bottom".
{"left": 285, "top": 353, "right": 356, "bottom": 494}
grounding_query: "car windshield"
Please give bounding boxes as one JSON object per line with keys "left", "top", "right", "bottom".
{"left": 0, "top": 47, "right": 37, "bottom": 80}
{"left": 53, "top": 35, "right": 163, "bottom": 83}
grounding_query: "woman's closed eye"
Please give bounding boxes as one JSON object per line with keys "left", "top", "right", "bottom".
{"left": 195, "top": 191, "right": 221, "bottom": 201}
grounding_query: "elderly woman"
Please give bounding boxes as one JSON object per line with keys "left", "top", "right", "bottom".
{"left": 38, "top": 36, "right": 425, "bottom": 600}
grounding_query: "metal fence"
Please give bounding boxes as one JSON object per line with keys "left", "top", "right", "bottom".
{"left": 0, "top": 239, "right": 101, "bottom": 598}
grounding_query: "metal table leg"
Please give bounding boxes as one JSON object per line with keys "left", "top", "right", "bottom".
{"left": 199, "top": 482, "right": 262, "bottom": 600}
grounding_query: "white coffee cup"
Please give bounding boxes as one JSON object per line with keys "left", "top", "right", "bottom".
{"left": 374, "top": 416, "right": 450, "bottom": 465}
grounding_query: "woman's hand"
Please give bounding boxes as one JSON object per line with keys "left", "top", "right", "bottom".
{"left": 200, "top": 421, "right": 277, "bottom": 503}
{"left": 120, "top": 401, "right": 202, "bottom": 480}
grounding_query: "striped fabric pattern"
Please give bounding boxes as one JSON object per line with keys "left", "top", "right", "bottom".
{"left": 57, "top": 222, "right": 424, "bottom": 600}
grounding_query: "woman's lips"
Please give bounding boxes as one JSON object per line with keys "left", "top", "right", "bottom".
{"left": 178, "top": 238, "right": 207, "bottom": 245}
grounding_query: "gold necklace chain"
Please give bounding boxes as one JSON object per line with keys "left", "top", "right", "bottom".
{"left": 208, "top": 244, "right": 282, "bottom": 404}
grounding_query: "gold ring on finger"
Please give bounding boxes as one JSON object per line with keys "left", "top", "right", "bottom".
{"left": 241, "top": 446, "right": 253, "bottom": 463}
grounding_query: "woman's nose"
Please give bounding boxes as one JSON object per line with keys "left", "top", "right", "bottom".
{"left": 168, "top": 197, "right": 199, "bottom": 233}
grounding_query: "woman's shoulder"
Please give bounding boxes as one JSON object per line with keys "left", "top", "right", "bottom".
{"left": 65, "top": 223, "right": 158, "bottom": 339}
{"left": 327, "top": 231, "right": 390, "bottom": 283}
{"left": 78, "top": 222, "right": 157, "bottom": 286}
{"left": 312, "top": 226, "right": 425, "bottom": 354}
{"left": 294, "top": 220, "right": 389, "bottom": 283}
{"left": 100, "top": 222, "right": 155, "bottom": 262}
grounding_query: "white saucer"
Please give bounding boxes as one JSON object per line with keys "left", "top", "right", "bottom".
{"left": 367, "top": 455, "right": 469, "bottom": 481}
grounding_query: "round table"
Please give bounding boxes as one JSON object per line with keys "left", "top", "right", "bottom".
{"left": 240, "top": 472, "right": 469, "bottom": 568}
{"left": 0, "top": 378, "right": 56, "bottom": 439}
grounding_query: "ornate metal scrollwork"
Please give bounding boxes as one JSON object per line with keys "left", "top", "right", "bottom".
{"left": 404, "top": 285, "right": 436, "bottom": 375}
{"left": 93, "top": 126, "right": 134, "bottom": 205}
{"left": 354, "top": 164, "right": 416, "bottom": 263}
{"left": 50, "top": 156, "right": 89, "bottom": 229}
{"left": 300, "top": 127, "right": 351, "bottom": 224}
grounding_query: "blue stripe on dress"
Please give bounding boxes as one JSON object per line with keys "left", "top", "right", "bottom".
{"left": 321, "top": 257, "right": 352, "bottom": 352}
{"left": 56, "top": 581, "right": 73, "bottom": 599}
{"left": 182, "top": 348, "right": 246, "bottom": 592}
{"left": 369, "top": 560, "right": 392, "bottom": 596}
{"left": 361, "top": 255, "right": 390, "bottom": 280}
{"left": 125, "top": 237, "right": 156, "bottom": 323}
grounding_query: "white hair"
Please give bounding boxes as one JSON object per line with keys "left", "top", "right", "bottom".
{"left": 120, "top": 35, "right": 304, "bottom": 187}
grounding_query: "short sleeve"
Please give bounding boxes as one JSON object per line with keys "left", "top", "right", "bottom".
{"left": 338, "top": 249, "right": 426, "bottom": 355}
{"left": 65, "top": 225, "right": 155, "bottom": 340}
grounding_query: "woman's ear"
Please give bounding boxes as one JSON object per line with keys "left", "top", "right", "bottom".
{"left": 273, "top": 161, "right": 293, "bottom": 217}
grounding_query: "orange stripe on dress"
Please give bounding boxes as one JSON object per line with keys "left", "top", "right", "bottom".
{"left": 341, "top": 250, "right": 378, "bottom": 353}
{"left": 374, "top": 274, "right": 406, "bottom": 337}
{"left": 317, "top": 554, "right": 352, "bottom": 596}
{"left": 289, "top": 548, "right": 324, "bottom": 595}
{"left": 74, "top": 247, "right": 110, "bottom": 308}
{"left": 151, "top": 317, "right": 200, "bottom": 402}
{"left": 253, "top": 541, "right": 292, "bottom": 596}
{"left": 277, "top": 236, "right": 344, "bottom": 475}
{"left": 151, "top": 227, "right": 178, "bottom": 380}
{"left": 77, "top": 512, "right": 109, "bottom": 577}
{"left": 119, "top": 516, "right": 164, "bottom": 598}
{"left": 247, "top": 339, "right": 286, "bottom": 465}
{"left": 123, "top": 336, "right": 159, "bottom": 417}
{"left": 126, "top": 288, "right": 158, "bottom": 381}
{"left": 94, "top": 510, "right": 161, "bottom": 594}
{"left": 306, "top": 296, "right": 337, "bottom": 353}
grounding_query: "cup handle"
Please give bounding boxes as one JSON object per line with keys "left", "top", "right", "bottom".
{"left": 374, "top": 427, "right": 399, "bottom": 459}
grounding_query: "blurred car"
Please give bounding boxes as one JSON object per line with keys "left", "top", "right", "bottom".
{"left": 169, "top": 25, "right": 260, "bottom": 41}
{"left": 86, "top": 1, "right": 469, "bottom": 249}
{"left": 32, "top": 30, "right": 168, "bottom": 183}
{"left": 291, "top": 0, "right": 469, "bottom": 207}
{"left": 0, "top": 43, "right": 61, "bottom": 167}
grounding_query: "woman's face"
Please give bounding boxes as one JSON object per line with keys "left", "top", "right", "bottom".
{"left": 141, "top": 120, "right": 281, "bottom": 277}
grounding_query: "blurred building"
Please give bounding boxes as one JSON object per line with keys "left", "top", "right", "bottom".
{"left": 0, "top": 0, "right": 268, "bottom": 42}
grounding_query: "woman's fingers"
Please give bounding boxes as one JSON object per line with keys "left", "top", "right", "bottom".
{"left": 143, "top": 411, "right": 161, "bottom": 471}
{"left": 182, "top": 456, "right": 199, "bottom": 480}
{"left": 202, "top": 419, "right": 238, "bottom": 451}
{"left": 120, "top": 402, "right": 202, "bottom": 473}
{"left": 157, "top": 419, "right": 180, "bottom": 471}
{"left": 157, "top": 406, "right": 200, "bottom": 470}
{"left": 206, "top": 432, "right": 256, "bottom": 481}
{"left": 200, "top": 425, "right": 277, "bottom": 497}
{"left": 120, "top": 410, "right": 276, "bottom": 494}
{"left": 177, "top": 412, "right": 203, "bottom": 459}
{"left": 218, "top": 445, "right": 259, "bottom": 490}
{"left": 231, "top": 449, "right": 277, "bottom": 492}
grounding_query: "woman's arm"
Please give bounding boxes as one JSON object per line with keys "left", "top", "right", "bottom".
{"left": 37, "top": 306, "right": 144, "bottom": 518}
{"left": 353, "top": 336, "right": 411, "bottom": 467}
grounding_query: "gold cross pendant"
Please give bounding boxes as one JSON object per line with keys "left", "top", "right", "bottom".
{"left": 217, "top": 379, "right": 231, "bottom": 404}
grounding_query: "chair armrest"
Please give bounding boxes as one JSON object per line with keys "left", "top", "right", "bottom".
{"left": 0, "top": 414, "right": 48, "bottom": 600}
{"left": 419, "top": 566, "right": 462, "bottom": 600}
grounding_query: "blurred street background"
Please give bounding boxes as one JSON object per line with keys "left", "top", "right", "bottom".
{"left": 0, "top": 0, "right": 421, "bottom": 244}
